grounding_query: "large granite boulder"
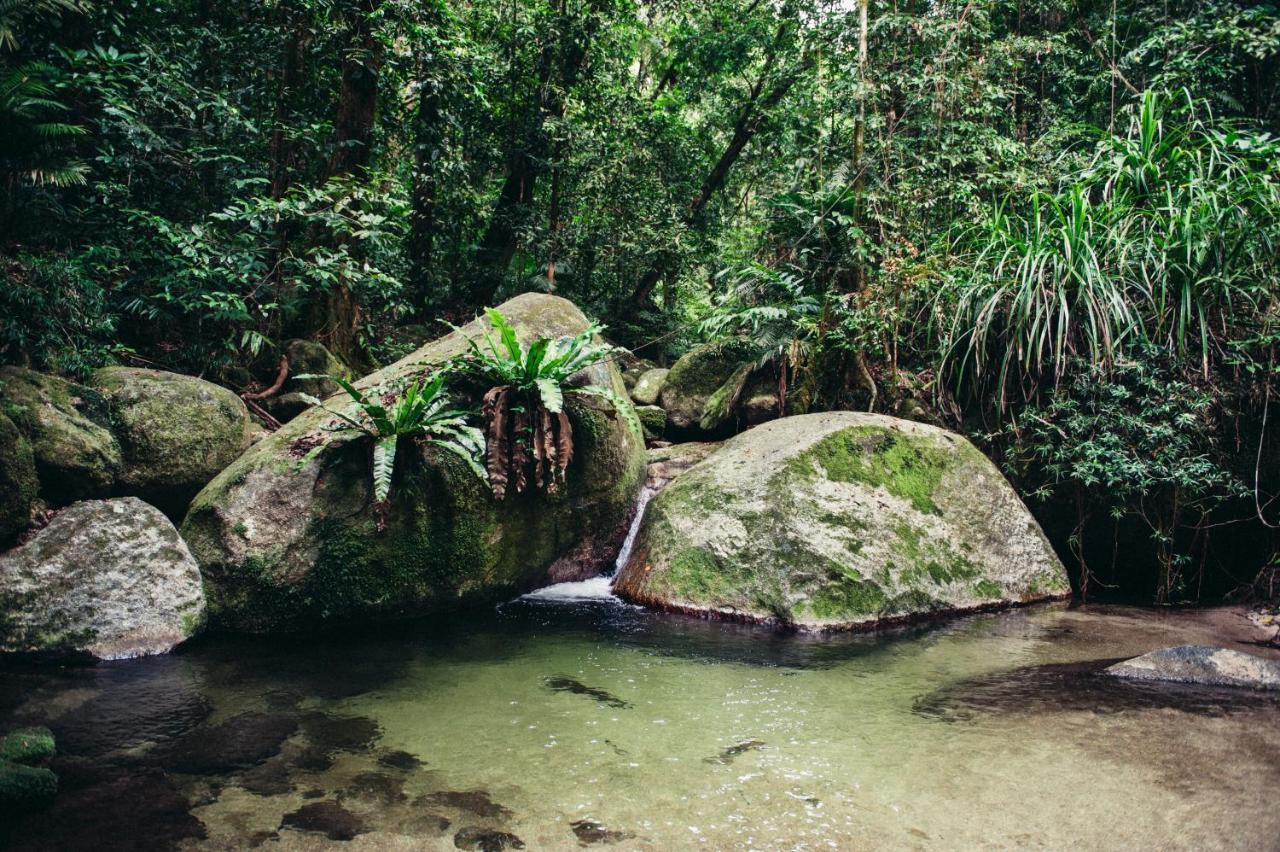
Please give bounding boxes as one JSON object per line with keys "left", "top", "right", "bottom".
{"left": 0, "top": 367, "right": 120, "bottom": 505}
{"left": 1106, "top": 645, "right": 1280, "bottom": 690}
{"left": 0, "top": 498, "right": 206, "bottom": 659}
{"left": 90, "top": 367, "right": 255, "bottom": 513}
{"left": 181, "top": 293, "right": 647, "bottom": 633}
{"left": 0, "top": 413, "right": 37, "bottom": 543}
{"left": 614, "top": 412, "right": 1069, "bottom": 630}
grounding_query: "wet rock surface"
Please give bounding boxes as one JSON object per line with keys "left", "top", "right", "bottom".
{"left": 1105, "top": 644, "right": 1280, "bottom": 690}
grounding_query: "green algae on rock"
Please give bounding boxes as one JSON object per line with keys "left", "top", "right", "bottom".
{"left": 181, "top": 294, "right": 646, "bottom": 633}
{"left": 0, "top": 497, "right": 207, "bottom": 659}
{"left": 0, "top": 366, "right": 121, "bottom": 505}
{"left": 0, "top": 413, "right": 37, "bottom": 543}
{"left": 0, "top": 727, "right": 57, "bottom": 821}
{"left": 90, "top": 367, "right": 255, "bottom": 513}
{"left": 613, "top": 412, "right": 1068, "bottom": 630}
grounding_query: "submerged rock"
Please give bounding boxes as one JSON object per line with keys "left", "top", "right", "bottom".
{"left": 543, "top": 676, "right": 632, "bottom": 709}
{"left": 1105, "top": 645, "right": 1280, "bottom": 691}
{"left": 90, "top": 367, "right": 254, "bottom": 513}
{"left": 454, "top": 827, "right": 526, "bottom": 851}
{"left": 0, "top": 727, "right": 57, "bottom": 822}
{"left": 160, "top": 712, "right": 298, "bottom": 774}
{"left": 570, "top": 818, "right": 635, "bottom": 845}
{"left": 614, "top": 413, "right": 1069, "bottom": 631}
{"left": 281, "top": 800, "right": 367, "bottom": 841}
{"left": 630, "top": 368, "right": 668, "bottom": 406}
{"left": 0, "top": 366, "right": 120, "bottom": 505}
{"left": 422, "top": 789, "right": 513, "bottom": 819}
{"left": 0, "top": 498, "right": 206, "bottom": 659}
{"left": 182, "top": 293, "right": 646, "bottom": 632}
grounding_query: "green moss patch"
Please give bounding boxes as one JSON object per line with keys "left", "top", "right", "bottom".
{"left": 792, "top": 427, "right": 953, "bottom": 514}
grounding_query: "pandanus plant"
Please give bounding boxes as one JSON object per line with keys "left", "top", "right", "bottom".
{"left": 297, "top": 373, "right": 486, "bottom": 508}
{"left": 448, "top": 308, "right": 619, "bottom": 500}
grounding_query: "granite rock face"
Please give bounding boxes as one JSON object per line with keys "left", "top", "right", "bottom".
{"left": 614, "top": 412, "right": 1069, "bottom": 630}
{"left": 0, "top": 497, "right": 206, "bottom": 659}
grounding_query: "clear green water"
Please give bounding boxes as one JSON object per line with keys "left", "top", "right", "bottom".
{"left": 2, "top": 598, "right": 1278, "bottom": 850}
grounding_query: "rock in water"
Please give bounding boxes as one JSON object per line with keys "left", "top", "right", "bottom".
{"left": 90, "top": 367, "right": 254, "bottom": 513}
{"left": 182, "top": 294, "right": 646, "bottom": 633}
{"left": 0, "top": 498, "right": 207, "bottom": 659}
{"left": 614, "top": 412, "right": 1069, "bottom": 630}
{"left": 629, "top": 368, "right": 669, "bottom": 406}
{"left": 1105, "top": 645, "right": 1280, "bottom": 690}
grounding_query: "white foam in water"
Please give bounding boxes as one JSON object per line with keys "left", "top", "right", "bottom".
{"left": 518, "top": 485, "right": 658, "bottom": 604}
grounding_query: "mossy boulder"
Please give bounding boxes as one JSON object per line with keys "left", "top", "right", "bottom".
{"left": 0, "top": 413, "right": 37, "bottom": 543}
{"left": 635, "top": 405, "right": 666, "bottom": 442}
{"left": 614, "top": 412, "right": 1069, "bottom": 631}
{"left": 0, "top": 497, "right": 206, "bottom": 659}
{"left": 0, "top": 727, "right": 57, "bottom": 821}
{"left": 181, "top": 293, "right": 647, "bottom": 633}
{"left": 90, "top": 367, "right": 255, "bottom": 513}
{"left": 284, "top": 338, "right": 352, "bottom": 400}
{"left": 659, "top": 342, "right": 751, "bottom": 436}
{"left": 0, "top": 366, "right": 120, "bottom": 505}
{"left": 630, "top": 368, "right": 669, "bottom": 406}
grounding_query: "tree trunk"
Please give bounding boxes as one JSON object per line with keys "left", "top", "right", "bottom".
{"left": 629, "top": 32, "right": 807, "bottom": 304}
{"left": 409, "top": 72, "right": 444, "bottom": 311}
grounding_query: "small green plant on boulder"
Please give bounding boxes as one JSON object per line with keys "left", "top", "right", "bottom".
{"left": 298, "top": 373, "right": 486, "bottom": 513}
{"left": 0, "top": 727, "right": 58, "bottom": 822}
{"left": 448, "top": 307, "right": 621, "bottom": 500}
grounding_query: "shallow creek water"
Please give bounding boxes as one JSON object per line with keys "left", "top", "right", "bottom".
{"left": 2, "top": 597, "right": 1278, "bottom": 851}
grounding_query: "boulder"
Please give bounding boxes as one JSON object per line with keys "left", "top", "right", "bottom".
{"left": 0, "top": 727, "right": 57, "bottom": 822}
{"left": 635, "top": 405, "right": 666, "bottom": 441}
{"left": 0, "top": 497, "right": 206, "bottom": 659}
{"left": 90, "top": 367, "right": 255, "bottom": 512}
{"left": 282, "top": 338, "right": 351, "bottom": 401}
{"left": 659, "top": 343, "right": 747, "bottom": 435}
{"left": 1105, "top": 645, "right": 1280, "bottom": 690}
{"left": 0, "top": 367, "right": 120, "bottom": 504}
{"left": 181, "top": 293, "right": 647, "bottom": 633}
{"left": 614, "top": 412, "right": 1069, "bottom": 630}
{"left": 630, "top": 368, "right": 668, "bottom": 406}
{"left": 0, "top": 413, "right": 37, "bottom": 542}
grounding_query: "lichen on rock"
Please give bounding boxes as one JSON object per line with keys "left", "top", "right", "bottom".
{"left": 0, "top": 412, "right": 37, "bottom": 543}
{"left": 613, "top": 412, "right": 1069, "bottom": 631}
{"left": 182, "top": 293, "right": 646, "bottom": 633}
{"left": 0, "top": 497, "right": 207, "bottom": 659}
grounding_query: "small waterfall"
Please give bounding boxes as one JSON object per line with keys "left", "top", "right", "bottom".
{"left": 612, "top": 484, "right": 657, "bottom": 576}
{"left": 518, "top": 484, "right": 657, "bottom": 603}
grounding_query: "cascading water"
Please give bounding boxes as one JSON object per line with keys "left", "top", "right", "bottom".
{"left": 518, "top": 484, "right": 657, "bottom": 603}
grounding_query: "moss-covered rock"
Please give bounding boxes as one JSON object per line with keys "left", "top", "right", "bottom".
{"left": 0, "top": 728, "right": 57, "bottom": 821}
{"left": 0, "top": 729, "right": 54, "bottom": 765}
{"left": 630, "top": 368, "right": 668, "bottom": 406}
{"left": 0, "top": 413, "right": 37, "bottom": 543}
{"left": 659, "top": 342, "right": 751, "bottom": 436}
{"left": 0, "top": 366, "right": 120, "bottom": 505}
{"left": 181, "top": 293, "right": 647, "bottom": 633}
{"left": 283, "top": 338, "right": 352, "bottom": 400}
{"left": 635, "top": 405, "right": 666, "bottom": 442}
{"left": 614, "top": 412, "right": 1068, "bottom": 631}
{"left": 90, "top": 367, "right": 254, "bottom": 513}
{"left": 0, "top": 497, "right": 206, "bottom": 659}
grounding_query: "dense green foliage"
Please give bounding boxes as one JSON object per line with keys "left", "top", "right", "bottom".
{"left": 2, "top": 0, "right": 1278, "bottom": 602}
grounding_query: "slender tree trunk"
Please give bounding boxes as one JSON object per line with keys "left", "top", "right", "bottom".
{"left": 321, "top": 0, "right": 383, "bottom": 361}
{"left": 409, "top": 70, "right": 444, "bottom": 310}
{"left": 630, "top": 33, "right": 808, "bottom": 304}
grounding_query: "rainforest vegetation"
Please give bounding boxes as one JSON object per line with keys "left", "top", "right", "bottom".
{"left": 3, "top": 0, "right": 1279, "bottom": 605}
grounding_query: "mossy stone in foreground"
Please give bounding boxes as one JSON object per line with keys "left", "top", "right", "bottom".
{"left": 0, "top": 727, "right": 57, "bottom": 821}
{"left": 0, "top": 413, "right": 37, "bottom": 542}
{"left": 0, "top": 366, "right": 121, "bottom": 505}
{"left": 614, "top": 412, "right": 1069, "bottom": 630}
{"left": 90, "top": 367, "right": 254, "bottom": 513}
{"left": 182, "top": 293, "right": 647, "bottom": 633}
